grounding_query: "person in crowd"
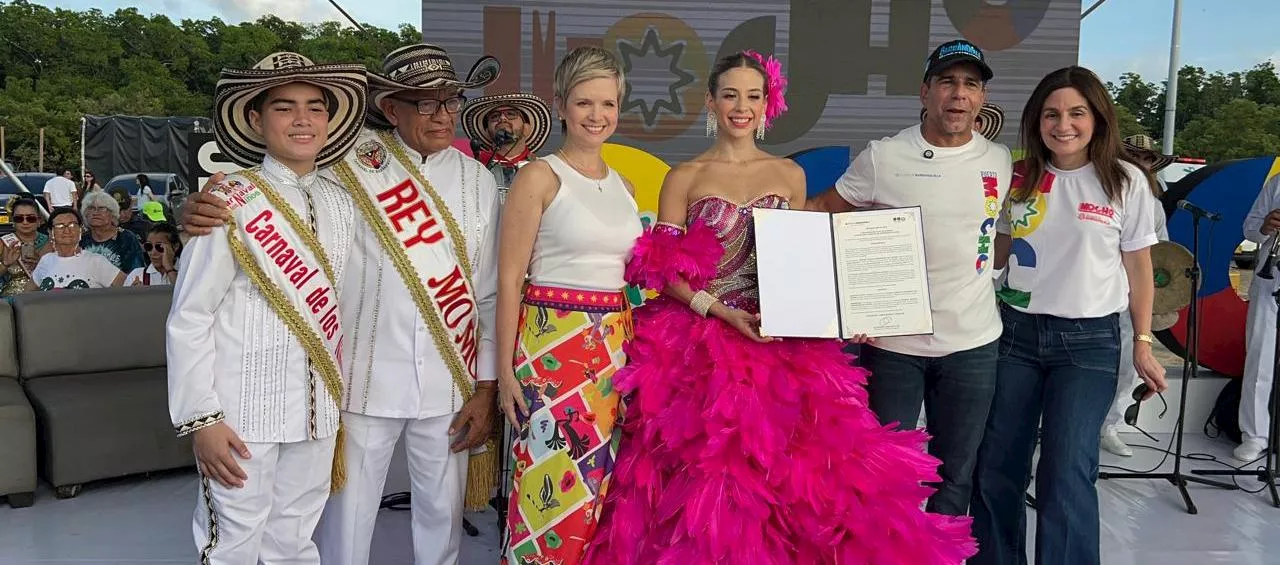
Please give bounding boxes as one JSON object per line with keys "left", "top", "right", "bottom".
{"left": 108, "top": 185, "right": 155, "bottom": 242}
{"left": 808, "top": 39, "right": 1013, "bottom": 518}
{"left": 973, "top": 65, "right": 1168, "bottom": 565}
{"left": 29, "top": 206, "right": 124, "bottom": 290}
{"left": 0, "top": 197, "right": 51, "bottom": 296}
{"left": 494, "top": 45, "right": 644, "bottom": 565}
{"left": 80, "top": 190, "right": 146, "bottom": 273}
{"left": 460, "top": 88, "right": 551, "bottom": 204}
{"left": 585, "top": 50, "right": 976, "bottom": 565}
{"left": 44, "top": 169, "right": 78, "bottom": 210}
{"left": 125, "top": 222, "right": 181, "bottom": 287}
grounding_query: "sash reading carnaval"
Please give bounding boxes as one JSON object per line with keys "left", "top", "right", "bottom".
{"left": 218, "top": 170, "right": 345, "bottom": 407}
{"left": 334, "top": 130, "right": 480, "bottom": 399}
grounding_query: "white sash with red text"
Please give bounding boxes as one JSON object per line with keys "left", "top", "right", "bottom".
{"left": 331, "top": 129, "right": 480, "bottom": 399}
{"left": 215, "top": 170, "right": 345, "bottom": 403}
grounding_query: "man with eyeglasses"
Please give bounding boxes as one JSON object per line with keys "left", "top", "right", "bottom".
{"left": 460, "top": 91, "right": 551, "bottom": 204}
{"left": 181, "top": 44, "right": 504, "bottom": 565}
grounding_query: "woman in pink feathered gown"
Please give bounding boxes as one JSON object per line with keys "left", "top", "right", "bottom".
{"left": 582, "top": 52, "right": 977, "bottom": 565}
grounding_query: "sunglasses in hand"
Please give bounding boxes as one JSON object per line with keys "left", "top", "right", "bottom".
{"left": 1124, "top": 382, "right": 1168, "bottom": 444}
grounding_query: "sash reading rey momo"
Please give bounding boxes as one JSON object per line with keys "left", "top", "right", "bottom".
{"left": 215, "top": 169, "right": 349, "bottom": 490}
{"left": 332, "top": 129, "right": 496, "bottom": 511}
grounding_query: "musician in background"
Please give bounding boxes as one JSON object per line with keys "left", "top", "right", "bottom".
{"left": 1238, "top": 173, "right": 1280, "bottom": 462}
{"left": 460, "top": 92, "right": 552, "bottom": 204}
{"left": 1100, "top": 134, "right": 1174, "bottom": 457}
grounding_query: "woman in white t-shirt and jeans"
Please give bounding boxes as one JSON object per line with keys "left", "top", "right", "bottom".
{"left": 971, "top": 66, "right": 1169, "bottom": 565}
{"left": 28, "top": 207, "right": 125, "bottom": 291}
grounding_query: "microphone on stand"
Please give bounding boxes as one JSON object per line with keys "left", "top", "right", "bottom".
{"left": 1176, "top": 199, "right": 1222, "bottom": 222}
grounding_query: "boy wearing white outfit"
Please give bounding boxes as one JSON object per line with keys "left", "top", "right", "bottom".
{"left": 166, "top": 52, "right": 367, "bottom": 564}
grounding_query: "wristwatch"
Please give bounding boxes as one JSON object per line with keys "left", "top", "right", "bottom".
{"left": 1134, "top": 333, "right": 1155, "bottom": 344}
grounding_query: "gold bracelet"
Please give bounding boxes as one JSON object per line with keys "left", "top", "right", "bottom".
{"left": 1134, "top": 333, "right": 1154, "bottom": 344}
{"left": 689, "top": 290, "right": 717, "bottom": 318}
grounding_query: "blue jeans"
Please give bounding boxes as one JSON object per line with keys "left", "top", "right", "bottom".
{"left": 970, "top": 305, "right": 1120, "bottom": 565}
{"left": 861, "top": 340, "right": 998, "bottom": 516}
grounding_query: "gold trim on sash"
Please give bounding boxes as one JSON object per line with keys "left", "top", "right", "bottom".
{"left": 332, "top": 161, "right": 477, "bottom": 398}
{"left": 333, "top": 138, "right": 497, "bottom": 511}
{"left": 223, "top": 168, "right": 348, "bottom": 492}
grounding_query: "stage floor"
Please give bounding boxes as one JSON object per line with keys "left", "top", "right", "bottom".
{"left": 1, "top": 432, "right": 1277, "bottom": 564}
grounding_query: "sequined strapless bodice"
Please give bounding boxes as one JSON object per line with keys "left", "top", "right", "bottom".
{"left": 687, "top": 193, "right": 789, "bottom": 313}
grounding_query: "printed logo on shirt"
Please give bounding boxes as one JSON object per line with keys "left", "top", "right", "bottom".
{"left": 973, "top": 171, "right": 1000, "bottom": 273}
{"left": 1077, "top": 202, "right": 1116, "bottom": 225}
{"left": 996, "top": 164, "right": 1057, "bottom": 309}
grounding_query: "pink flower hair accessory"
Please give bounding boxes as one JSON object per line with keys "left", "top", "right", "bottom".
{"left": 742, "top": 49, "right": 789, "bottom": 129}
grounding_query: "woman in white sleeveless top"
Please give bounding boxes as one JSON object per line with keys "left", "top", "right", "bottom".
{"left": 494, "top": 46, "right": 643, "bottom": 565}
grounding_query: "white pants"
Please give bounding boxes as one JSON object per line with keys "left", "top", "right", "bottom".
{"left": 316, "top": 411, "right": 468, "bottom": 565}
{"left": 193, "top": 436, "right": 336, "bottom": 565}
{"left": 1104, "top": 311, "right": 1139, "bottom": 430}
{"left": 1242, "top": 274, "right": 1280, "bottom": 442}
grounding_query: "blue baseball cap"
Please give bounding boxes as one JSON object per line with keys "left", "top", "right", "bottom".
{"left": 924, "top": 39, "right": 993, "bottom": 82}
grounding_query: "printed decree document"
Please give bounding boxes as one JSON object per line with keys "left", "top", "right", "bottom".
{"left": 754, "top": 206, "right": 933, "bottom": 339}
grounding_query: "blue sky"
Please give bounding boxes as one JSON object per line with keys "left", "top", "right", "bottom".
{"left": 39, "top": 0, "right": 1280, "bottom": 82}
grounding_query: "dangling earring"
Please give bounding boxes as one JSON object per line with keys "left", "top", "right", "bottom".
{"left": 706, "top": 112, "right": 718, "bottom": 137}
{"left": 755, "top": 121, "right": 766, "bottom": 140}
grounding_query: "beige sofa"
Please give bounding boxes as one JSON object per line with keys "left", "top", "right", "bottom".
{"left": 12, "top": 286, "right": 193, "bottom": 499}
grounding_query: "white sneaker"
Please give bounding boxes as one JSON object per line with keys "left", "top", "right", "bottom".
{"left": 1100, "top": 427, "right": 1133, "bottom": 457}
{"left": 1233, "top": 438, "right": 1268, "bottom": 462}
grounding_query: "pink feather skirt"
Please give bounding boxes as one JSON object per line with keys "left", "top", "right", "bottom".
{"left": 582, "top": 297, "right": 978, "bottom": 565}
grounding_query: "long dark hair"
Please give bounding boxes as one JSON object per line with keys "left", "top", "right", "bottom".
{"left": 1014, "top": 66, "right": 1155, "bottom": 203}
{"left": 708, "top": 52, "right": 768, "bottom": 95}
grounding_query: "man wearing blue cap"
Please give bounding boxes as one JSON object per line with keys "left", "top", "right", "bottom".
{"left": 810, "top": 39, "right": 1013, "bottom": 517}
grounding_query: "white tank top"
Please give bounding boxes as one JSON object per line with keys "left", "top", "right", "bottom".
{"left": 529, "top": 154, "right": 643, "bottom": 290}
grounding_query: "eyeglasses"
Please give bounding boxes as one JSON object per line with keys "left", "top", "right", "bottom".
{"left": 12, "top": 215, "right": 38, "bottom": 224}
{"left": 86, "top": 205, "right": 112, "bottom": 213}
{"left": 52, "top": 222, "right": 80, "bottom": 230}
{"left": 486, "top": 109, "right": 523, "bottom": 124}
{"left": 143, "top": 242, "right": 166, "bottom": 252}
{"left": 393, "top": 95, "right": 465, "bottom": 116}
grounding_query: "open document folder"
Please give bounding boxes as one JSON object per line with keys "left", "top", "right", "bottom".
{"left": 753, "top": 206, "right": 934, "bottom": 339}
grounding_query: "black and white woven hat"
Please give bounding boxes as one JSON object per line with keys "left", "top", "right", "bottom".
{"left": 459, "top": 93, "right": 552, "bottom": 153}
{"left": 366, "top": 43, "right": 501, "bottom": 129}
{"left": 213, "top": 51, "right": 367, "bottom": 169}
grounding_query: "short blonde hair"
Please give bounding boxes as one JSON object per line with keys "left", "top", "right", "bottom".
{"left": 553, "top": 46, "right": 625, "bottom": 110}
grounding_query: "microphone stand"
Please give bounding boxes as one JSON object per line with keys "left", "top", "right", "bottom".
{"left": 1098, "top": 207, "right": 1237, "bottom": 514}
{"left": 1190, "top": 234, "right": 1280, "bottom": 507}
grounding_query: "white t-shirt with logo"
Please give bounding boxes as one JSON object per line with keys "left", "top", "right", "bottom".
{"left": 31, "top": 251, "right": 122, "bottom": 290}
{"left": 43, "top": 176, "right": 77, "bottom": 207}
{"left": 995, "top": 161, "right": 1159, "bottom": 318}
{"left": 835, "top": 125, "right": 1013, "bottom": 357}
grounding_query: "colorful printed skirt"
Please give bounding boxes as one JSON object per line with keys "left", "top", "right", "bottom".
{"left": 502, "top": 284, "right": 631, "bottom": 565}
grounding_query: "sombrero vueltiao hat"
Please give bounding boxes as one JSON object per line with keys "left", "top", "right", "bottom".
{"left": 366, "top": 43, "right": 501, "bottom": 129}
{"left": 213, "top": 51, "right": 368, "bottom": 169}
{"left": 919, "top": 102, "right": 1005, "bottom": 141}
{"left": 1123, "top": 134, "right": 1177, "bottom": 173}
{"left": 459, "top": 93, "right": 552, "bottom": 154}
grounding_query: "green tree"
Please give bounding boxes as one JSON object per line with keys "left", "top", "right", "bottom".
{"left": 0, "top": 0, "right": 423, "bottom": 172}
{"left": 1176, "top": 99, "right": 1280, "bottom": 161}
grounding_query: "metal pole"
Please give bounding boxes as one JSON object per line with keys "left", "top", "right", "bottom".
{"left": 1082, "top": 0, "right": 1110, "bottom": 19}
{"left": 1161, "top": 0, "right": 1182, "bottom": 155}
{"left": 38, "top": 128, "right": 44, "bottom": 172}
{"left": 1, "top": 126, "right": 5, "bottom": 163}
{"left": 80, "top": 117, "right": 86, "bottom": 181}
